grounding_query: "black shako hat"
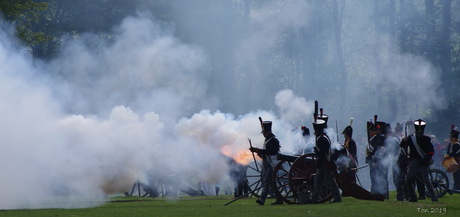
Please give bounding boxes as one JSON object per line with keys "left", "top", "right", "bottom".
{"left": 450, "top": 124, "right": 459, "bottom": 139}
{"left": 258, "top": 117, "right": 272, "bottom": 133}
{"left": 312, "top": 100, "right": 327, "bottom": 134}
{"left": 342, "top": 126, "right": 353, "bottom": 137}
{"left": 414, "top": 119, "right": 426, "bottom": 135}
{"left": 375, "top": 121, "right": 386, "bottom": 133}
{"left": 312, "top": 119, "right": 327, "bottom": 134}
{"left": 342, "top": 117, "right": 354, "bottom": 137}
{"left": 383, "top": 123, "right": 392, "bottom": 135}
{"left": 261, "top": 121, "right": 272, "bottom": 133}
{"left": 367, "top": 115, "right": 385, "bottom": 133}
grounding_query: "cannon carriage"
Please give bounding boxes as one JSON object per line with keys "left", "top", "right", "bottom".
{"left": 244, "top": 153, "right": 457, "bottom": 204}
{"left": 244, "top": 151, "right": 385, "bottom": 204}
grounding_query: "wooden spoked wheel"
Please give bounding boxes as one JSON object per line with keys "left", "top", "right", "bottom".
{"left": 245, "top": 160, "right": 264, "bottom": 198}
{"left": 272, "top": 160, "right": 296, "bottom": 204}
{"left": 288, "top": 153, "right": 333, "bottom": 203}
{"left": 428, "top": 168, "right": 449, "bottom": 198}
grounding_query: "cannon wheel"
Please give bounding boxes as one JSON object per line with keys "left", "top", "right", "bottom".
{"left": 272, "top": 160, "right": 296, "bottom": 204}
{"left": 288, "top": 153, "right": 333, "bottom": 203}
{"left": 152, "top": 178, "right": 171, "bottom": 197}
{"left": 245, "top": 160, "right": 264, "bottom": 198}
{"left": 125, "top": 180, "right": 163, "bottom": 198}
{"left": 428, "top": 168, "right": 449, "bottom": 198}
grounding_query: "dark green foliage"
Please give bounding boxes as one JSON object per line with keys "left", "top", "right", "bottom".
{"left": 0, "top": 0, "right": 142, "bottom": 58}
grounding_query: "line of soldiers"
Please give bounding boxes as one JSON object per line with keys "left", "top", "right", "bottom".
{"left": 366, "top": 117, "right": 441, "bottom": 202}
{"left": 249, "top": 102, "right": 343, "bottom": 205}
{"left": 248, "top": 106, "right": 459, "bottom": 205}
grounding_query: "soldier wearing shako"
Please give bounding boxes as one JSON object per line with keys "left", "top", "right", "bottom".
{"left": 404, "top": 119, "right": 438, "bottom": 202}
{"left": 249, "top": 118, "right": 283, "bottom": 205}
{"left": 309, "top": 102, "right": 341, "bottom": 203}
{"left": 444, "top": 125, "right": 460, "bottom": 191}
{"left": 300, "top": 126, "right": 314, "bottom": 155}
{"left": 393, "top": 122, "right": 409, "bottom": 201}
{"left": 341, "top": 118, "right": 358, "bottom": 184}
{"left": 366, "top": 116, "right": 389, "bottom": 199}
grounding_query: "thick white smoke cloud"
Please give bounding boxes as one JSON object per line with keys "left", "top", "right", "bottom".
{"left": 275, "top": 89, "right": 314, "bottom": 126}
{"left": 0, "top": 8, "right": 314, "bottom": 208}
{"left": 0, "top": 23, "right": 65, "bottom": 207}
{"left": 379, "top": 42, "right": 446, "bottom": 111}
{"left": 238, "top": 0, "right": 311, "bottom": 59}
{"left": 0, "top": 0, "right": 450, "bottom": 210}
{"left": 48, "top": 13, "right": 210, "bottom": 123}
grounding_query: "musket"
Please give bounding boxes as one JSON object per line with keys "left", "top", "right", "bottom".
{"left": 400, "top": 121, "right": 409, "bottom": 157}
{"left": 404, "top": 121, "right": 408, "bottom": 138}
{"left": 335, "top": 120, "right": 339, "bottom": 143}
{"left": 248, "top": 116, "right": 265, "bottom": 172}
{"left": 351, "top": 164, "right": 369, "bottom": 171}
{"left": 248, "top": 138, "right": 259, "bottom": 172}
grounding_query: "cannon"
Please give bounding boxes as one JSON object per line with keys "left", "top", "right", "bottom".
{"left": 125, "top": 174, "right": 208, "bottom": 198}
{"left": 244, "top": 152, "right": 299, "bottom": 202}
{"left": 243, "top": 152, "right": 384, "bottom": 204}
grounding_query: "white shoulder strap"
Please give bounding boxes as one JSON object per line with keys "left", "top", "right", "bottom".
{"left": 410, "top": 135, "right": 426, "bottom": 158}
{"left": 454, "top": 142, "right": 460, "bottom": 155}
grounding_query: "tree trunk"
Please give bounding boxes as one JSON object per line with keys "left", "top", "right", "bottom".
{"left": 331, "top": 0, "right": 346, "bottom": 108}
{"left": 424, "top": 0, "right": 435, "bottom": 64}
{"left": 388, "top": 0, "right": 399, "bottom": 118}
{"left": 399, "top": 0, "right": 408, "bottom": 53}
{"left": 373, "top": 0, "right": 382, "bottom": 114}
{"left": 440, "top": 0, "right": 452, "bottom": 76}
{"left": 398, "top": 0, "right": 410, "bottom": 114}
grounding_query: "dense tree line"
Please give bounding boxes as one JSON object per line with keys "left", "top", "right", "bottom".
{"left": 1, "top": 0, "right": 460, "bottom": 135}
{"left": 0, "top": 0, "right": 157, "bottom": 58}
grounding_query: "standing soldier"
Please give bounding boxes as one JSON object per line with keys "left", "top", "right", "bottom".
{"left": 249, "top": 118, "right": 283, "bottom": 205}
{"left": 309, "top": 102, "right": 341, "bottom": 203}
{"left": 393, "top": 122, "right": 409, "bottom": 201}
{"left": 401, "top": 121, "right": 426, "bottom": 200}
{"left": 301, "top": 126, "right": 314, "bottom": 154}
{"left": 342, "top": 118, "right": 358, "bottom": 184}
{"left": 404, "top": 119, "right": 438, "bottom": 202}
{"left": 366, "top": 116, "right": 389, "bottom": 199}
{"left": 444, "top": 125, "right": 460, "bottom": 191}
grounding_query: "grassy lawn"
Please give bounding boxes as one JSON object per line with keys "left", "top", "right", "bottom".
{"left": 1, "top": 192, "right": 458, "bottom": 217}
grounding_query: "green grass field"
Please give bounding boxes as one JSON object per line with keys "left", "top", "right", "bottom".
{"left": 1, "top": 192, "right": 458, "bottom": 217}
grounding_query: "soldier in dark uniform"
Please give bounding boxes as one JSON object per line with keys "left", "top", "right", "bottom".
{"left": 310, "top": 118, "right": 341, "bottom": 203}
{"left": 366, "top": 119, "right": 389, "bottom": 199}
{"left": 249, "top": 119, "right": 283, "bottom": 205}
{"left": 302, "top": 126, "right": 310, "bottom": 137}
{"left": 404, "top": 119, "right": 438, "bottom": 202}
{"left": 301, "top": 126, "right": 314, "bottom": 154}
{"left": 341, "top": 119, "right": 357, "bottom": 183}
{"left": 401, "top": 121, "right": 426, "bottom": 200}
{"left": 228, "top": 157, "right": 249, "bottom": 197}
{"left": 445, "top": 125, "right": 460, "bottom": 191}
{"left": 393, "top": 122, "right": 409, "bottom": 201}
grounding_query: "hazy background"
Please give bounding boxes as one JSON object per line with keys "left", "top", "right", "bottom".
{"left": 0, "top": 0, "right": 458, "bottom": 209}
